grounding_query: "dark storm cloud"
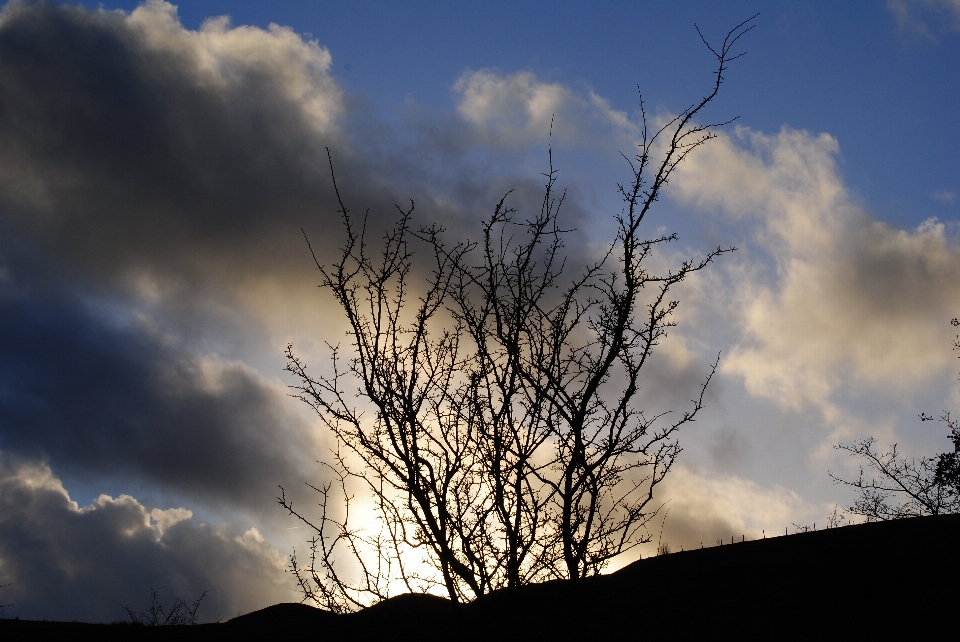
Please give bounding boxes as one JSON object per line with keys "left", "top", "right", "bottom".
{"left": 0, "top": 279, "right": 318, "bottom": 514}
{"left": 0, "top": 452, "right": 292, "bottom": 622}
{"left": 0, "top": 0, "right": 343, "bottom": 294}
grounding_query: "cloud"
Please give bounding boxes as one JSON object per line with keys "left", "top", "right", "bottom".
{"left": 654, "top": 467, "right": 823, "bottom": 548}
{"left": 0, "top": 0, "right": 594, "bottom": 327}
{"left": 0, "top": 281, "right": 321, "bottom": 516}
{"left": 0, "top": 452, "right": 293, "bottom": 622}
{"left": 0, "top": 0, "right": 346, "bottom": 302}
{"left": 605, "top": 466, "right": 822, "bottom": 567}
{"left": 933, "top": 189, "right": 957, "bottom": 204}
{"left": 454, "top": 69, "right": 637, "bottom": 149}
{"left": 670, "top": 126, "right": 960, "bottom": 417}
{"left": 888, "top": 0, "right": 960, "bottom": 40}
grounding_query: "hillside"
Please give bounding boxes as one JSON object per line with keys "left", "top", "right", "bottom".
{"left": 3, "top": 514, "right": 957, "bottom": 639}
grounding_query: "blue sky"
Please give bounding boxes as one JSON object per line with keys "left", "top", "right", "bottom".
{"left": 0, "top": 0, "right": 958, "bottom": 622}
{"left": 85, "top": 0, "right": 960, "bottom": 226}
{"left": 164, "top": 0, "right": 960, "bottom": 228}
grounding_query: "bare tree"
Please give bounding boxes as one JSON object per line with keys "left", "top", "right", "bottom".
{"left": 831, "top": 436, "right": 959, "bottom": 520}
{"left": 281, "top": 16, "right": 755, "bottom": 611}
{"left": 832, "top": 318, "right": 960, "bottom": 520}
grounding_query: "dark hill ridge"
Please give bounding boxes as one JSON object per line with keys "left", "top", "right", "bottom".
{"left": 3, "top": 514, "right": 958, "bottom": 639}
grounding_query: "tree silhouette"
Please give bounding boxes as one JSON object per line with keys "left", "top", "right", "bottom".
{"left": 932, "top": 319, "right": 960, "bottom": 500}
{"left": 280, "top": 16, "right": 755, "bottom": 612}
{"left": 832, "top": 318, "right": 960, "bottom": 519}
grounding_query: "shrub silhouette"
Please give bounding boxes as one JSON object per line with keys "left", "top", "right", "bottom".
{"left": 120, "top": 587, "right": 207, "bottom": 626}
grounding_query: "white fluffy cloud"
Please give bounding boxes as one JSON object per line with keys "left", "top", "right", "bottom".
{"left": 663, "top": 466, "right": 821, "bottom": 541}
{"left": 0, "top": 453, "right": 294, "bottom": 622}
{"left": 607, "top": 465, "right": 823, "bottom": 569}
{"left": 670, "top": 127, "right": 960, "bottom": 418}
{"left": 454, "top": 69, "right": 637, "bottom": 149}
{"left": 125, "top": 0, "right": 342, "bottom": 134}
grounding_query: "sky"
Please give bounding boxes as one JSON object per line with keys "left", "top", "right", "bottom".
{"left": 0, "top": 0, "right": 958, "bottom": 622}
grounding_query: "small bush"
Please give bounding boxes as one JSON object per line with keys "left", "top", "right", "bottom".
{"left": 121, "top": 587, "right": 207, "bottom": 626}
